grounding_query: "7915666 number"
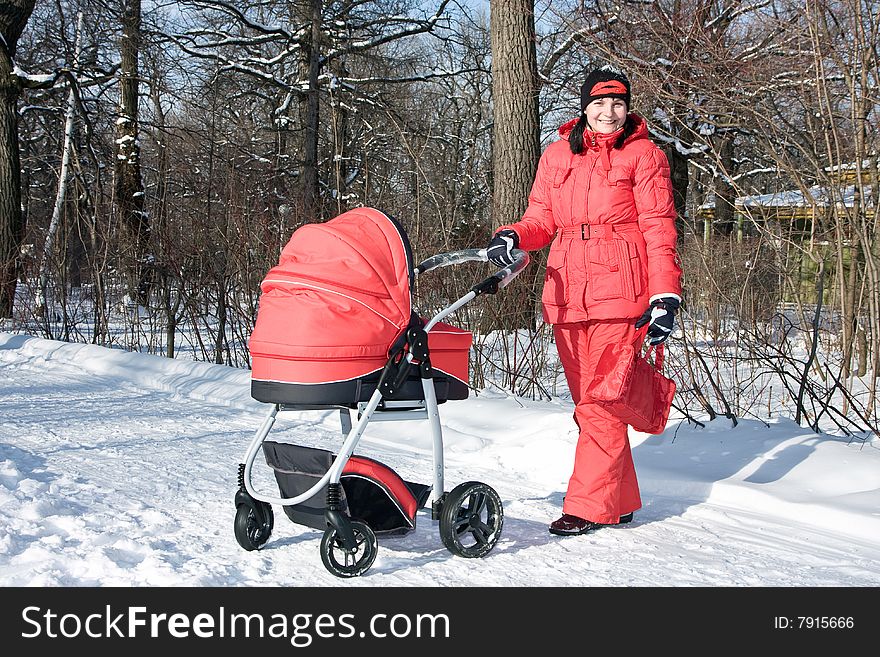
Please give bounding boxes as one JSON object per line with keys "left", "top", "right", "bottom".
{"left": 798, "top": 617, "right": 854, "bottom": 629}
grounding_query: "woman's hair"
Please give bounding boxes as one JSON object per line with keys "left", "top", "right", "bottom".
{"left": 568, "top": 115, "right": 637, "bottom": 154}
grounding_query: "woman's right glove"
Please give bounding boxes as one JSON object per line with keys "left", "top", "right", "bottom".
{"left": 486, "top": 229, "right": 520, "bottom": 267}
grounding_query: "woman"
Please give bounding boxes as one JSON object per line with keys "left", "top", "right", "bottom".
{"left": 486, "top": 66, "right": 682, "bottom": 536}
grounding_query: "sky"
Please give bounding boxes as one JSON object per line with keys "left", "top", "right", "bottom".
{"left": 1, "top": 330, "right": 878, "bottom": 588}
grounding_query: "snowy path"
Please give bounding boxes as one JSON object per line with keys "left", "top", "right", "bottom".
{"left": 1, "top": 332, "right": 878, "bottom": 586}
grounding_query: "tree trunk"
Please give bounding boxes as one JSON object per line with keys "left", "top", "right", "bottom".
{"left": 489, "top": 0, "right": 540, "bottom": 228}
{"left": 116, "top": 0, "right": 150, "bottom": 308}
{"left": 37, "top": 11, "right": 84, "bottom": 318}
{"left": 490, "top": 0, "right": 541, "bottom": 331}
{"left": 214, "top": 275, "right": 227, "bottom": 365}
{"left": 329, "top": 58, "right": 351, "bottom": 218}
{"left": 296, "top": 0, "right": 322, "bottom": 221}
{"left": 0, "top": 0, "right": 36, "bottom": 319}
{"left": 663, "top": 144, "right": 689, "bottom": 239}
{"left": 147, "top": 61, "right": 178, "bottom": 358}
{"left": 714, "top": 132, "right": 736, "bottom": 237}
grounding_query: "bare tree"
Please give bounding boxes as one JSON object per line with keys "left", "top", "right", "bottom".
{"left": 296, "top": 0, "right": 321, "bottom": 219}
{"left": 36, "top": 11, "right": 84, "bottom": 319}
{"left": 489, "top": 0, "right": 540, "bottom": 228}
{"left": 170, "top": 0, "right": 451, "bottom": 223}
{"left": 116, "top": 0, "right": 151, "bottom": 309}
{"left": 0, "top": 0, "right": 36, "bottom": 318}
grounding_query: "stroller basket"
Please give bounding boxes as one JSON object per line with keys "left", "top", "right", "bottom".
{"left": 263, "top": 441, "right": 431, "bottom": 536}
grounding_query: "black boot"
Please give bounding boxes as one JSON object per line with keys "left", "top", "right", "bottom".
{"left": 548, "top": 514, "right": 601, "bottom": 536}
{"left": 549, "top": 512, "right": 634, "bottom": 536}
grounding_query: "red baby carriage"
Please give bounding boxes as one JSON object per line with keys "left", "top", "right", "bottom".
{"left": 234, "top": 207, "right": 528, "bottom": 577}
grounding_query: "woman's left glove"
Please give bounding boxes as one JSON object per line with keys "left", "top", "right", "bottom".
{"left": 486, "top": 229, "right": 519, "bottom": 267}
{"left": 634, "top": 296, "right": 681, "bottom": 345}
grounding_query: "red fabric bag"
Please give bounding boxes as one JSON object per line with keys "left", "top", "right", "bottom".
{"left": 585, "top": 327, "right": 676, "bottom": 434}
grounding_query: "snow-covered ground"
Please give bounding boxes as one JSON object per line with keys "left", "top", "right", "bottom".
{"left": 1, "top": 331, "right": 878, "bottom": 587}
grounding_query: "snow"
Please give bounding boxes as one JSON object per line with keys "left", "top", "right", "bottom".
{"left": 699, "top": 184, "right": 876, "bottom": 210}
{"left": 1, "top": 331, "right": 878, "bottom": 587}
{"left": 738, "top": 184, "right": 876, "bottom": 208}
{"left": 12, "top": 66, "right": 55, "bottom": 84}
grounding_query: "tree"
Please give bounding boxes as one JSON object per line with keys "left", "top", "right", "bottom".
{"left": 296, "top": 0, "right": 321, "bottom": 219}
{"left": 489, "top": 0, "right": 540, "bottom": 228}
{"left": 0, "top": 0, "right": 36, "bottom": 318}
{"left": 116, "top": 0, "right": 151, "bottom": 309}
{"left": 36, "top": 11, "right": 85, "bottom": 319}
{"left": 171, "top": 0, "right": 451, "bottom": 224}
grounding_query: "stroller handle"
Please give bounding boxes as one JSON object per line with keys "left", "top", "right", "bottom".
{"left": 415, "top": 248, "right": 530, "bottom": 293}
{"left": 416, "top": 248, "right": 530, "bottom": 332}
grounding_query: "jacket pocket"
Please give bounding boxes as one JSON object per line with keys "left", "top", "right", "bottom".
{"left": 587, "top": 240, "right": 637, "bottom": 301}
{"left": 608, "top": 168, "right": 633, "bottom": 189}
{"left": 542, "top": 247, "right": 568, "bottom": 307}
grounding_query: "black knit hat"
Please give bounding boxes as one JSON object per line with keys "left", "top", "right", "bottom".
{"left": 580, "top": 66, "right": 631, "bottom": 111}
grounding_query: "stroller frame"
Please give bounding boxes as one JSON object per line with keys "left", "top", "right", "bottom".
{"left": 235, "top": 247, "right": 529, "bottom": 577}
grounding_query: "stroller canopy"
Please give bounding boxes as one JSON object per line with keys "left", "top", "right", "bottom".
{"left": 249, "top": 208, "right": 416, "bottom": 385}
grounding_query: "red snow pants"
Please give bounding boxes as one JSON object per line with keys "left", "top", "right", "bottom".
{"left": 553, "top": 320, "right": 642, "bottom": 524}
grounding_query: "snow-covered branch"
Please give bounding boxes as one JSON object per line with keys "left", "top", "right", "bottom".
{"left": 183, "top": 0, "right": 297, "bottom": 39}
{"left": 539, "top": 17, "right": 618, "bottom": 82}
{"left": 323, "top": 0, "right": 453, "bottom": 63}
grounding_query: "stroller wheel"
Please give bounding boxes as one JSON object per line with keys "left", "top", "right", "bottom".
{"left": 234, "top": 502, "right": 274, "bottom": 551}
{"left": 320, "top": 520, "right": 377, "bottom": 578}
{"left": 439, "top": 481, "right": 503, "bottom": 558}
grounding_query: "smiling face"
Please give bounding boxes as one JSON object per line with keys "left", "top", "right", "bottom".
{"left": 585, "top": 97, "right": 627, "bottom": 134}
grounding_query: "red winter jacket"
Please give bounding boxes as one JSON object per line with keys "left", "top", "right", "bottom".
{"left": 498, "top": 114, "right": 682, "bottom": 323}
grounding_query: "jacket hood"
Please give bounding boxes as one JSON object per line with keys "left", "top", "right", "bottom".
{"left": 558, "top": 113, "right": 649, "bottom": 148}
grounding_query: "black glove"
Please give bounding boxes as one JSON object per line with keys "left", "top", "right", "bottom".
{"left": 486, "top": 229, "right": 519, "bottom": 267}
{"left": 634, "top": 296, "right": 681, "bottom": 345}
